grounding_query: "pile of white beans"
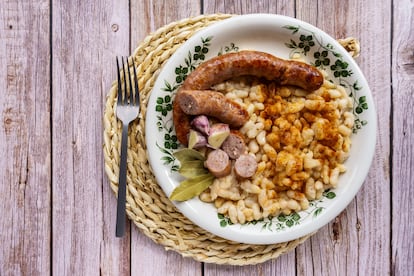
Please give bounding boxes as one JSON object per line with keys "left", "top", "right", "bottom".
{"left": 199, "top": 75, "right": 354, "bottom": 224}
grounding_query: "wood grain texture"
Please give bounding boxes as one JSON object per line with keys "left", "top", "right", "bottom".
{"left": 131, "top": 227, "right": 201, "bottom": 276}
{"left": 129, "top": 1, "right": 203, "bottom": 275}
{"left": 132, "top": 0, "right": 201, "bottom": 45}
{"left": 203, "top": 0, "right": 294, "bottom": 15}
{"left": 100, "top": 1, "right": 132, "bottom": 275}
{"left": 51, "top": 0, "right": 130, "bottom": 275}
{"left": 2, "top": 0, "right": 413, "bottom": 274}
{"left": 0, "top": 1, "right": 51, "bottom": 275}
{"left": 392, "top": 0, "right": 414, "bottom": 275}
{"left": 296, "top": 0, "right": 392, "bottom": 275}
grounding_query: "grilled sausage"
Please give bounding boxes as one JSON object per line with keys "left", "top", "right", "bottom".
{"left": 234, "top": 154, "right": 257, "bottom": 179}
{"left": 173, "top": 50, "right": 324, "bottom": 145}
{"left": 205, "top": 149, "right": 232, "bottom": 178}
{"left": 177, "top": 89, "right": 249, "bottom": 127}
{"left": 180, "top": 50, "right": 324, "bottom": 91}
{"left": 173, "top": 100, "right": 193, "bottom": 146}
{"left": 221, "top": 131, "right": 247, "bottom": 159}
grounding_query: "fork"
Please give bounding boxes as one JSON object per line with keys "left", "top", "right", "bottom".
{"left": 115, "top": 56, "right": 140, "bottom": 237}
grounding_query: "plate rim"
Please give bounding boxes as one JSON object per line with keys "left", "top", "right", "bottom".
{"left": 145, "top": 13, "right": 377, "bottom": 244}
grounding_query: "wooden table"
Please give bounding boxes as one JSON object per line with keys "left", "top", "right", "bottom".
{"left": 1, "top": 0, "right": 412, "bottom": 275}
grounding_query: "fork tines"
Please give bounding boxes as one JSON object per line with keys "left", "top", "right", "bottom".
{"left": 116, "top": 56, "right": 140, "bottom": 106}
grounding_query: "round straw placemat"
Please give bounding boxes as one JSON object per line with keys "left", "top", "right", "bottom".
{"left": 103, "top": 14, "right": 360, "bottom": 265}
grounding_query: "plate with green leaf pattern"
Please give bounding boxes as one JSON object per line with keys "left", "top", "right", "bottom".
{"left": 145, "top": 14, "right": 376, "bottom": 244}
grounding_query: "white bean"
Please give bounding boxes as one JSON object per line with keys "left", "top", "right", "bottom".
{"left": 338, "top": 125, "right": 352, "bottom": 136}
{"left": 328, "top": 89, "right": 342, "bottom": 98}
{"left": 248, "top": 140, "right": 259, "bottom": 154}
{"left": 330, "top": 167, "right": 340, "bottom": 187}
{"left": 256, "top": 130, "right": 267, "bottom": 145}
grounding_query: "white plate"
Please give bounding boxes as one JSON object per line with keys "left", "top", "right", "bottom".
{"left": 145, "top": 14, "right": 376, "bottom": 244}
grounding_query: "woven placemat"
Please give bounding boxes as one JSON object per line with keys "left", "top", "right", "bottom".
{"left": 103, "top": 14, "right": 360, "bottom": 265}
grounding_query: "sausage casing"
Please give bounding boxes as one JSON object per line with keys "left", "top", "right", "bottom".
{"left": 177, "top": 89, "right": 249, "bottom": 127}
{"left": 173, "top": 50, "right": 324, "bottom": 145}
{"left": 180, "top": 50, "right": 324, "bottom": 91}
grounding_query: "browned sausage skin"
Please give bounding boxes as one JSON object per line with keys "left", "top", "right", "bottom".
{"left": 180, "top": 50, "right": 324, "bottom": 91}
{"left": 177, "top": 90, "right": 249, "bottom": 127}
{"left": 173, "top": 99, "right": 192, "bottom": 145}
{"left": 173, "top": 50, "right": 324, "bottom": 145}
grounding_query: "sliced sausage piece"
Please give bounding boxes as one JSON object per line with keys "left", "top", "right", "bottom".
{"left": 177, "top": 89, "right": 248, "bottom": 127}
{"left": 180, "top": 50, "right": 324, "bottom": 92}
{"left": 205, "top": 149, "right": 232, "bottom": 178}
{"left": 234, "top": 154, "right": 257, "bottom": 179}
{"left": 221, "top": 131, "right": 247, "bottom": 159}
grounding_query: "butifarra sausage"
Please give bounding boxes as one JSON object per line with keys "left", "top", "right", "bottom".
{"left": 173, "top": 50, "right": 324, "bottom": 145}
{"left": 177, "top": 89, "right": 249, "bottom": 127}
{"left": 180, "top": 50, "right": 324, "bottom": 91}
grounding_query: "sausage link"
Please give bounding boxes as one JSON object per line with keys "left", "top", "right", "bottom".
{"left": 177, "top": 89, "right": 249, "bottom": 127}
{"left": 173, "top": 50, "right": 324, "bottom": 145}
{"left": 173, "top": 98, "right": 192, "bottom": 145}
{"left": 181, "top": 50, "right": 323, "bottom": 91}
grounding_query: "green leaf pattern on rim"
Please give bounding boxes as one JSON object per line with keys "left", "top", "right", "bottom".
{"left": 283, "top": 24, "right": 369, "bottom": 133}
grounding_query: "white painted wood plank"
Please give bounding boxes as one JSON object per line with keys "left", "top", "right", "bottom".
{"left": 0, "top": 1, "right": 51, "bottom": 275}
{"left": 203, "top": 0, "right": 294, "bottom": 15}
{"left": 203, "top": 250, "right": 296, "bottom": 276}
{"left": 51, "top": 0, "right": 130, "bottom": 275}
{"left": 131, "top": 226, "right": 202, "bottom": 276}
{"left": 100, "top": 1, "right": 132, "bottom": 275}
{"left": 392, "top": 0, "right": 414, "bottom": 275}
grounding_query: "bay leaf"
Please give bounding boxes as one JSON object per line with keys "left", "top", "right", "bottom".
{"left": 173, "top": 148, "right": 206, "bottom": 163}
{"left": 169, "top": 174, "right": 215, "bottom": 201}
{"left": 179, "top": 160, "right": 205, "bottom": 170}
{"left": 179, "top": 166, "right": 208, "bottom": 178}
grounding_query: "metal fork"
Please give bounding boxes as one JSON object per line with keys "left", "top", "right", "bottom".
{"left": 115, "top": 56, "right": 140, "bottom": 237}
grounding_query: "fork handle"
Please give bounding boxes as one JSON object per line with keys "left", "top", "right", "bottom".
{"left": 116, "top": 123, "right": 129, "bottom": 237}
